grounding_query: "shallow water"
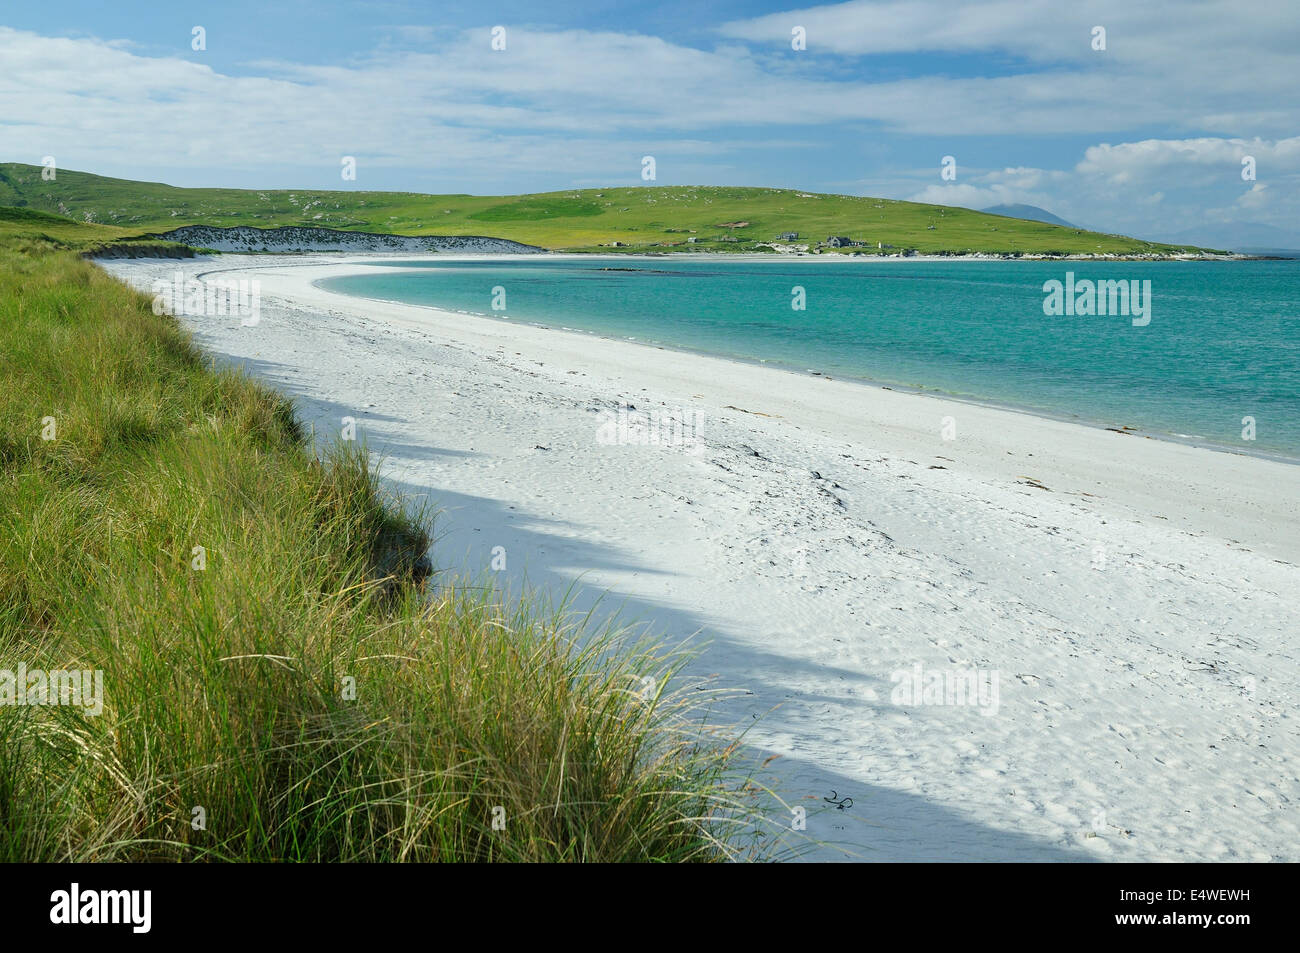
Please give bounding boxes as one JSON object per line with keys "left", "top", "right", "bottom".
{"left": 319, "top": 257, "right": 1300, "bottom": 461}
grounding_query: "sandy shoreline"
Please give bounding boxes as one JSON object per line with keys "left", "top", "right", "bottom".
{"left": 308, "top": 261, "right": 1300, "bottom": 470}
{"left": 102, "top": 253, "right": 1299, "bottom": 862}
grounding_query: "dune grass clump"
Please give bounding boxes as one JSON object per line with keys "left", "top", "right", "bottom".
{"left": 0, "top": 243, "right": 753, "bottom": 861}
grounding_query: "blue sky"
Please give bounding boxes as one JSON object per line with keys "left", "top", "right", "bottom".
{"left": 2, "top": 1, "right": 1297, "bottom": 242}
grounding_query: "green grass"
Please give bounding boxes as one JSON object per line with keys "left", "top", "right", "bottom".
{"left": 0, "top": 204, "right": 134, "bottom": 250}
{"left": 0, "top": 162, "right": 1221, "bottom": 256}
{"left": 0, "top": 205, "right": 194, "bottom": 257}
{"left": 0, "top": 235, "right": 759, "bottom": 861}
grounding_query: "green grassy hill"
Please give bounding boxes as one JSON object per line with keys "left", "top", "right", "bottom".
{"left": 0, "top": 162, "right": 1217, "bottom": 256}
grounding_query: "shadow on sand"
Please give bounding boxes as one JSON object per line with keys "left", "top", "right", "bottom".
{"left": 221, "top": 351, "right": 1091, "bottom": 863}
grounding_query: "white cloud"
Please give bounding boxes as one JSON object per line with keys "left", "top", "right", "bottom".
{"left": 719, "top": 0, "right": 1300, "bottom": 135}
{"left": 1236, "top": 182, "right": 1271, "bottom": 210}
{"left": 3, "top": 1, "right": 1298, "bottom": 189}
{"left": 1076, "top": 137, "right": 1300, "bottom": 183}
{"left": 904, "top": 166, "right": 1067, "bottom": 210}
{"left": 0, "top": 11, "right": 1295, "bottom": 235}
{"left": 901, "top": 138, "right": 1300, "bottom": 236}
{"left": 720, "top": 0, "right": 1085, "bottom": 58}
{"left": 907, "top": 183, "right": 995, "bottom": 207}
{"left": 719, "top": 0, "right": 1298, "bottom": 67}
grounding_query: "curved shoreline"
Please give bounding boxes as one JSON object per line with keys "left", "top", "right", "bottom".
{"left": 100, "top": 252, "right": 1300, "bottom": 862}
{"left": 172, "top": 252, "right": 1299, "bottom": 562}
{"left": 309, "top": 263, "right": 1300, "bottom": 469}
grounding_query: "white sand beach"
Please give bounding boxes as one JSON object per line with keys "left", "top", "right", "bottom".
{"left": 102, "top": 254, "right": 1300, "bottom": 862}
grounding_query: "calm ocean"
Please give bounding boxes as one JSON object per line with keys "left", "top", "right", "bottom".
{"left": 318, "top": 258, "right": 1300, "bottom": 461}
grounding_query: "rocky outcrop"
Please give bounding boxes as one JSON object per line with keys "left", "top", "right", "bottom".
{"left": 147, "top": 225, "right": 547, "bottom": 254}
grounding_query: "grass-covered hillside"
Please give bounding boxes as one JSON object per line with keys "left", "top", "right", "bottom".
{"left": 0, "top": 206, "right": 193, "bottom": 257}
{"left": 0, "top": 224, "right": 756, "bottom": 861}
{"left": 0, "top": 162, "right": 1215, "bottom": 256}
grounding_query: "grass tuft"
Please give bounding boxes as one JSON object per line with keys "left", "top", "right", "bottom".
{"left": 0, "top": 242, "right": 758, "bottom": 861}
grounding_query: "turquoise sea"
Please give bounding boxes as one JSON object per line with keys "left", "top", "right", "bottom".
{"left": 318, "top": 258, "right": 1300, "bottom": 461}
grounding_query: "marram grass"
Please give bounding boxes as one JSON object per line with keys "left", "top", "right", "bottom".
{"left": 0, "top": 241, "right": 767, "bottom": 861}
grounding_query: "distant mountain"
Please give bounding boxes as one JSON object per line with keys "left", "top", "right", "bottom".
{"left": 982, "top": 204, "right": 1075, "bottom": 228}
{"left": 1154, "top": 221, "right": 1300, "bottom": 254}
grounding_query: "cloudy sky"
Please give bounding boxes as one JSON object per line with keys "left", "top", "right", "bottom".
{"left": 2, "top": 0, "right": 1296, "bottom": 241}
